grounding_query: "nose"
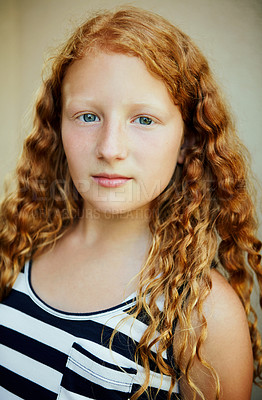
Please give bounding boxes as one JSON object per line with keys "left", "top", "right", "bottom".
{"left": 95, "top": 120, "right": 128, "bottom": 162}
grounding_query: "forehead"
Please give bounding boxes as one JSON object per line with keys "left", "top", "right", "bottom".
{"left": 62, "top": 51, "right": 175, "bottom": 109}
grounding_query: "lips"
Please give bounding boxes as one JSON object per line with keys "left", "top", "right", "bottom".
{"left": 92, "top": 173, "right": 132, "bottom": 188}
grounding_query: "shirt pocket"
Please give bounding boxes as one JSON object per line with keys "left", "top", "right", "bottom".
{"left": 57, "top": 342, "right": 137, "bottom": 400}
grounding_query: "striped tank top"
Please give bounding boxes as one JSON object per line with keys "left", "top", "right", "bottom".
{"left": 0, "top": 261, "right": 181, "bottom": 399}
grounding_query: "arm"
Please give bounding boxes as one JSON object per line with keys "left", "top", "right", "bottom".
{"left": 179, "top": 270, "right": 253, "bottom": 400}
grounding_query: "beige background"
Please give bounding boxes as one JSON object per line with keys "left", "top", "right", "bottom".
{"left": 0, "top": 0, "right": 261, "bottom": 397}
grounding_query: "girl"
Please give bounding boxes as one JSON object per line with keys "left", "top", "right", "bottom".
{"left": 0, "top": 6, "right": 261, "bottom": 400}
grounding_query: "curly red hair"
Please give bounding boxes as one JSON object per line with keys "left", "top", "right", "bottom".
{"left": 0, "top": 6, "right": 261, "bottom": 399}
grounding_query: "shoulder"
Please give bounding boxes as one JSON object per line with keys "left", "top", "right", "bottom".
{"left": 205, "top": 269, "right": 250, "bottom": 332}
{"left": 179, "top": 270, "right": 253, "bottom": 400}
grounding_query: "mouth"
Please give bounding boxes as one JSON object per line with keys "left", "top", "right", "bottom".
{"left": 92, "top": 173, "right": 132, "bottom": 188}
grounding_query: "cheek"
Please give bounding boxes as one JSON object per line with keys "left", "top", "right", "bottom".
{"left": 61, "top": 131, "right": 87, "bottom": 179}
{"left": 62, "top": 120, "right": 91, "bottom": 158}
{"left": 144, "top": 134, "right": 182, "bottom": 173}
{"left": 62, "top": 121, "right": 77, "bottom": 150}
{"left": 154, "top": 152, "right": 179, "bottom": 189}
{"left": 138, "top": 136, "right": 182, "bottom": 197}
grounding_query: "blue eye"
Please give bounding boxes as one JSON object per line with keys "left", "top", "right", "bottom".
{"left": 78, "top": 113, "right": 99, "bottom": 122}
{"left": 134, "top": 116, "right": 154, "bottom": 125}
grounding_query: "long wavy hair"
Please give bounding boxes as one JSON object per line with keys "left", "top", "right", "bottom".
{"left": 0, "top": 6, "right": 261, "bottom": 399}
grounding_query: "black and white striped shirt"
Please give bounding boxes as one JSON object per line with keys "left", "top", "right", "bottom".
{"left": 0, "top": 261, "right": 181, "bottom": 399}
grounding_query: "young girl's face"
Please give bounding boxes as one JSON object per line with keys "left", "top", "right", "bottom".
{"left": 61, "top": 51, "right": 184, "bottom": 215}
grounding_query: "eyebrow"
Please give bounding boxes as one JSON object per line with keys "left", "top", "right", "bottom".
{"left": 127, "top": 102, "right": 166, "bottom": 111}
{"left": 64, "top": 99, "right": 170, "bottom": 116}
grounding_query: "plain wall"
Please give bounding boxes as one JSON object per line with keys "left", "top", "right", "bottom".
{"left": 0, "top": 0, "right": 261, "bottom": 398}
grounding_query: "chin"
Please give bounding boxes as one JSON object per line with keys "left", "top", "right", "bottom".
{"left": 83, "top": 200, "right": 151, "bottom": 219}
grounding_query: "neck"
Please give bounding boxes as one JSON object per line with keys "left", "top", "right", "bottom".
{"left": 73, "top": 202, "right": 152, "bottom": 249}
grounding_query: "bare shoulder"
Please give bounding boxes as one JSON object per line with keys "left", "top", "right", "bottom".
{"left": 179, "top": 269, "right": 253, "bottom": 400}
{"left": 204, "top": 269, "right": 250, "bottom": 329}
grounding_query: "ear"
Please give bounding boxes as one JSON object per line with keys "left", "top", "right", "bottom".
{"left": 177, "top": 145, "right": 187, "bottom": 165}
{"left": 177, "top": 133, "right": 194, "bottom": 165}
